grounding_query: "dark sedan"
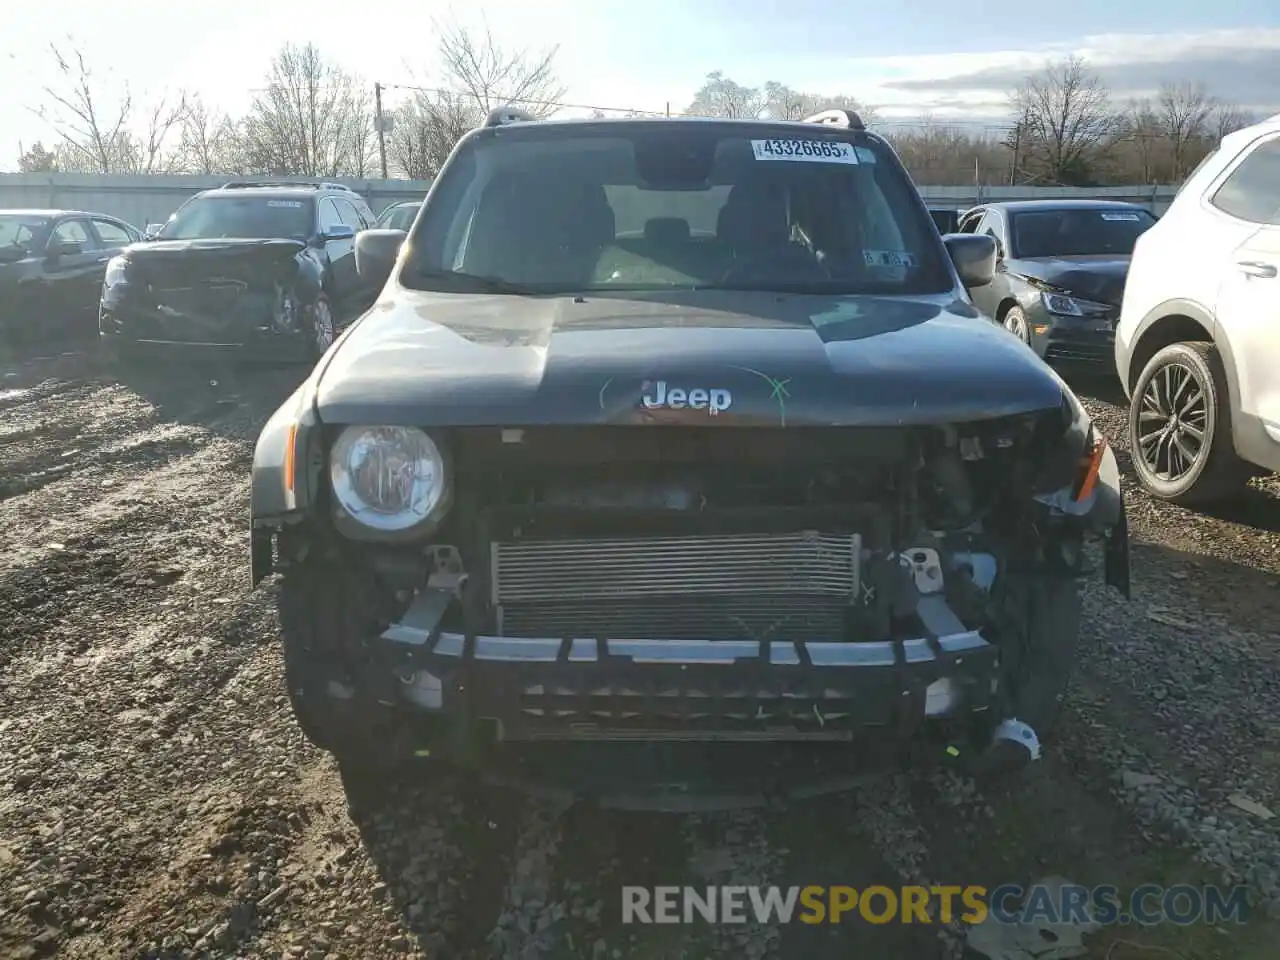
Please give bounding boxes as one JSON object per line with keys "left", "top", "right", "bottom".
{"left": 0, "top": 209, "right": 140, "bottom": 346}
{"left": 956, "top": 200, "right": 1157, "bottom": 366}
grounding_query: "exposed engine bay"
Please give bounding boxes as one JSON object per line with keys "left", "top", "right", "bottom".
{"left": 348, "top": 414, "right": 1087, "bottom": 651}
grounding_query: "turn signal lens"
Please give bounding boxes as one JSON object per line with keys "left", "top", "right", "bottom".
{"left": 1073, "top": 431, "right": 1107, "bottom": 502}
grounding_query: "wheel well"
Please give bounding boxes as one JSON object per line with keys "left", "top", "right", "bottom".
{"left": 1127, "top": 314, "right": 1213, "bottom": 391}
{"left": 995, "top": 298, "right": 1017, "bottom": 322}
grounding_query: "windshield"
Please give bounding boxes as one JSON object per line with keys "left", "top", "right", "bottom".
{"left": 159, "top": 196, "right": 315, "bottom": 241}
{"left": 0, "top": 215, "right": 51, "bottom": 257}
{"left": 1010, "top": 207, "right": 1156, "bottom": 258}
{"left": 378, "top": 204, "right": 420, "bottom": 231}
{"left": 403, "top": 125, "right": 951, "bottom": 296}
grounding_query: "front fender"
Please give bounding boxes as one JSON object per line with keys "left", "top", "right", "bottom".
{"left": 250, "top": 376, "right": 322, "bottom": 587}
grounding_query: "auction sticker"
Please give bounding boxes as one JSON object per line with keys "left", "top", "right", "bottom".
{"left": 268, "top": 200, "right": 304, "bottom": 208}
{"left": 1100, "top": 212, "right": 1141, "bottom": 221}
{"left": 864, "top": 249, "right": 918, "bottom": 268}
{"left": 751, "top": 139, "right": 859, "bottom": 164}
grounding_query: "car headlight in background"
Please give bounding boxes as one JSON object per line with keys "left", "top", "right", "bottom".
{"left": 102, "top": 256, "right": 129, "bottom": 289}
{"left": 1041, "top": 291, "right": 1111, "bottom": 317}
{"left": 329, "top": 426, "right": 450, "bottom": 533}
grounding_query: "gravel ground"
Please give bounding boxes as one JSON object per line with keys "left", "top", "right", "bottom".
{"left": 2, "top": 348, "right": 1279, "bottom": 960}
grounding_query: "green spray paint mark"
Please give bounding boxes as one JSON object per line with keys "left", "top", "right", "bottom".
{"left": 732, "top": 366, "right": 791, "bottom": 426}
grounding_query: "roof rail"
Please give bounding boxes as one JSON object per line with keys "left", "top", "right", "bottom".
{"left": 219, "top": 180, "right": 356, "bottom": 192}
{"left": 802, "top": 109, "right": 865, "bottom": 131}
{"left": 484, "top": 106, "right": 538, "bottom": 128}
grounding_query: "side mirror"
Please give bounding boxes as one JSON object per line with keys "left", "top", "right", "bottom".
{"left": 943, "top": 233, "right": 996, "bottom": 289}
{"left": 46, "top": 239, "right": 83, "bottom": 259}
{"left": 321, "top": 224, "right": 357, "bottom": 242}
{"left": 144, "top": 223, "right": 164, "bottom": 239}
{"left": 355, "top": 229, "right": 407, "bottom": 286}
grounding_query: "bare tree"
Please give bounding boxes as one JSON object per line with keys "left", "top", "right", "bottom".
{"left": 1118, "top": 99, "right": 1166, "bottom": 183}
{"left": 241, "top": 43, "right": 373, "bottom": 177}
{"left": 435, "top": 17, "right": 566, "bottom": 116}
{"left": 174, "top": 94, "right": 242, "bottom": 174}
{"left": 760, "top": 82, "right": 877, "bottom": 125}
{"left": 1010, "top": 56, "right": 1116, "bottom": 185}
{"left": 389, "top": 91, "right": 477, "bottom": 180}
{"left": 18, "top": 141, "right": 59, "bottom": 173}
{"left": 1156, "top": 81, "right": 1217, "bottom": 180}
{"left": 32, "top": 40, "right": 187, "bottom": 174}
{"left": 385, "top": 20, "right": 566, "bottom": 178}
{"left": 36, "top": 42, "right": 133, "bottom": 173}
{"left": 686, "top": 71, "right": 763, "bottom": 119}
{"left": 136, "top": 92, "right": 189, "bottom": 174}
{"left": 1211, "top": 104, "right": 1257, "bottom": 143}
{"left": 892, "top": 115, "right": 1011, "bottom": 185}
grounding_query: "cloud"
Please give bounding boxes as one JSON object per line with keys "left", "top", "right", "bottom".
{"left": 880, "top": 28, "right": 1280, "bottom": 113}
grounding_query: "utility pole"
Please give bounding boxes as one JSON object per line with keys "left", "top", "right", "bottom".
{"left": 374, "top": 82, "right": 389, "bottom": 180}
{"left": 1009, "top": 121, "right": 1022, "bottom": 186}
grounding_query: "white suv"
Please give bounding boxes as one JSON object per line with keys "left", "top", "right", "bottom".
{"left": 1115, "top": 112, "right": 1280, "bottom": 504}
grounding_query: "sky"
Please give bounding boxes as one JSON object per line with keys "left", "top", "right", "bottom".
{"left": 3, "top": 0, "right": 1280, "bottom": 170}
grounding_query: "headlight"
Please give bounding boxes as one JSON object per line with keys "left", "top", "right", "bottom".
{"left": 1041, "top": 292, "right": 1110, "bottom": 316}
{"left": 329, "top": 426, "right": 450, "bottom": 533}
{"left": 103, "top": 256, "right": 129, "bottom": 289}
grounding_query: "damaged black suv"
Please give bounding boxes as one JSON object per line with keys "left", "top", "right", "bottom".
{"left": 250, "top": 108, "right": 1129, "bottom": 809}
{"left": 99, "top": 181, "right": 377, "bottom": 363}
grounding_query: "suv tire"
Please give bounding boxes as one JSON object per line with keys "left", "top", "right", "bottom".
{"left": 308, "top": 293, "right": 337, "bottom": 361}
{"left": 1003, "top": 304, "right": 1031, "bottom": 344}
{"left": 1128, "top": 341, "right": 1248, "bottom": 504}
{"left": 279, "top": 560, "right": 418, "bottom": 778}
{"left": 1006, "top": 575, "right": 1080, "bottom": 741}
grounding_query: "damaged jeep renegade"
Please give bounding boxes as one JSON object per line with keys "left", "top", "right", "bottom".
{"left": 250, "top": 107, "right": 1129, "bottom": 808}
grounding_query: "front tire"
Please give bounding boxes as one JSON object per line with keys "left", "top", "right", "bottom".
{"left": 1128, "top": 341, "right": 1247, "bottom": 504}
{"left": 307, "top": 293, "right": 337, "bottom": 361}
{"left": 278, "top": 558, "right": 416, "bottom": 777}
{"left": 1002, "top": 305, "right": 1031, "bottom": 345}
{"left": 1002, "top": 575, "right": 1080, "bottom": 741}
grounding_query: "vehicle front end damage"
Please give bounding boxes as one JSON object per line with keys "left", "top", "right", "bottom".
{"left": 251, "top": 387, "right": 1128, "bottom": 806}
{"left": 99, "top": 238, "right": 326, "bottom": 359}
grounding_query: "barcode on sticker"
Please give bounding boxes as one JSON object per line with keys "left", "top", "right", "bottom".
{"left": 267, "top": 200, "right": 304, "bottom": 208}
{"left": 1100, "top": 212, "right": 1140, "bottom": 221}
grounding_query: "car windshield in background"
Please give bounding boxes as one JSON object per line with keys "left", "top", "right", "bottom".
{"left": 404, "top": 126, "right": 951, "bottom": 296}
{"left": 1010, "top": 208, "right": 1157, "bottom": 258}
{"left": 159, "top": 197, "right": 314, "bottom": 241}
{"left": 378, "top": 204, "right": 420, "bottom": 231}
{"left": 0, "top": 215, "right": 51, "bottom": 258}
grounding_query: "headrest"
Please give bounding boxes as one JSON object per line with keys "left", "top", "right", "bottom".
{"left": 644, "top": 217, "right": 691, "bottom": 247}
{"left": 717, "top": 182, "right": 789, "bottom": 248}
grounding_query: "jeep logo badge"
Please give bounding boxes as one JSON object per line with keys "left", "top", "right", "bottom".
{"left": 641, "top": 380, "right": 733, "bottom": 416}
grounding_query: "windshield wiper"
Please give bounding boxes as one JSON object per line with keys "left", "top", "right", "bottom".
{"left": 405, "top": 267, "right": 546, "bottom": 295}
{"left": 712, "top": 280, "right": 871, "bottom": 295}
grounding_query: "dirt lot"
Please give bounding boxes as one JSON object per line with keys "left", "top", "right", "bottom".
{"left": 2, "top": 347, "right": 1279, "bottom": 960}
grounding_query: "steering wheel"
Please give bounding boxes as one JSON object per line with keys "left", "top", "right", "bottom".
{"left": 720, "top": 246, "right": 831, "bottom": 286}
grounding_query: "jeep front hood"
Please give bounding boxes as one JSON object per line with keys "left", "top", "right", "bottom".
{"left": 314, "top": 288, "right": 1067, "bottom": 426}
